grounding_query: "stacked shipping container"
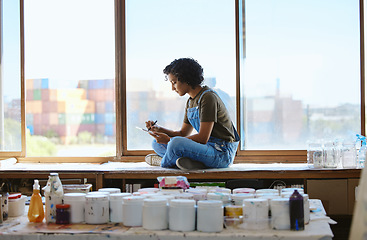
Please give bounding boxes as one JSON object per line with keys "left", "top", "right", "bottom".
{"left": 26, "top": 78, "right": 115, "bottom": 144}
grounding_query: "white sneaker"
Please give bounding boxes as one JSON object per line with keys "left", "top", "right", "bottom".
{"left": 176, "top": 157, "right": 207, "bottom": 171}
{"left": 145, "top": 154, "right": 162, "bottom": 166}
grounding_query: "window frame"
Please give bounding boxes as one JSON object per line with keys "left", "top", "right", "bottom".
{"left": 1, "top": 0, "right": 365, "bottom": 163}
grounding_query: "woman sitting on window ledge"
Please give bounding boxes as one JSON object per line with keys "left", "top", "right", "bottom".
{"left": 145, "top": 58, "right": 240, "bottom": 171}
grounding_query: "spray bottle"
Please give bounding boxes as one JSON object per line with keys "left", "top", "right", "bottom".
{"left": 356, "top": 134, "right": 366, "bottom": 168}
{"left": 28, "top": 179, "right": 44, "bottom": 222}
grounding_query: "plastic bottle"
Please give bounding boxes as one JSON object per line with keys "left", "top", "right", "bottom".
{"left": 356, "top": 134, "right": 366, "bottom": 168}
{"left": 28, "top": 179, "right": 44, "bottom": 222}
{"left": 43, "top": 173, "right": 64, "bottom": 223}
{"left": 289, "top": 190, "right": 304, "bottom": 231}
{"left": 0, "top": 182, "right": 9, "bottom": 221}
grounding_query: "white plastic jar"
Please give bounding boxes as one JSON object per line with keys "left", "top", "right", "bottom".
{"left": 242, "top": 198, "right": 269, "bottom": 230}
{"left": 63, "top": 193, "right": 86, "bottom": 223}
{"left": 231, "top": 193, "right": 255, "bottom": 205}
{"left": 142, "top": 198, "right": 168, "bottom": 230}
{"left": 169, "top": 199, "right": 196, "bottom": 232}
{"left": 98, "top": 188, "right": 121, "bottom": 194}
{"left": 8, "top": 194, "right": 26, "bottom": 217}
{"left": 270, "top": 198, "right": 290, "bottom": 230}
{"left": 207, "top": 192, "right": 231, "bottom": 206}
{"left": 232, "top": 188, "right": 256, "bottom": 194}
{"left": 185, "top": 188, "right": 207, "bottom": 202}
{"left": 122, "top": 196, "right": 144, "bottom": 227}
{"left": 303, "top": 194, "right": 310, "bottom": 224}
{"left": 197, "top": 200, "right": 223, "bottom": 232}
{"left": 85, "top": 194, "right": 109, "bottom": 224}
{"left": 110, "top": 193, "right": 131, "bottom": 223}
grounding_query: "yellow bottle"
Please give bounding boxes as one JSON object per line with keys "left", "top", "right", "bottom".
{"left": 28, "top": 179, "right": 44, "bottom": 222}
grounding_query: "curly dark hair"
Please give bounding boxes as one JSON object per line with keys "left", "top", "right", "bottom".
{"left": 163, "top": 58, "right": 204, "bottom": 88}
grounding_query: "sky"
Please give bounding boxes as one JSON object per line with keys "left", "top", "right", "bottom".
{"left": 2, "top": 0, "right": 362, "bottom": 107}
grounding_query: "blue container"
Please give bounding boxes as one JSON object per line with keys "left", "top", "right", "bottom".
{"left": 105, "top": 102, "right": 114, "bottom": 112}
{"left": 41, "top": 78, "right": 49, "bottom": 89}
{"left": 95, "top": 114, "right": 105, "bottom": 124}
{"left": 105, "top": 124, "right": 114, "bottom": 136}
{"left": 105, "top": 113, "right": 115, "bottom": 124}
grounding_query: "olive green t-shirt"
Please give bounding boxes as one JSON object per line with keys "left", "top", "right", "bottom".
{"left": 184, "top": 86, "right": 236, "bottom": 142}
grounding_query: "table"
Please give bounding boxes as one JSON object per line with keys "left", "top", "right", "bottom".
{"left": 0, "top": 200, "right": 334, "bottom": 240}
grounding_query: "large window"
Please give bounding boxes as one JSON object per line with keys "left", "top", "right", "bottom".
{"left": 24, "top": 0, "right": 115, "bottom": 157}
{"left": 240, "top": 0, "right": 360, "bottom": 151}
{"left": 0, "top": 0, "right": 22, "bottom": 153}
{"left": 0, "top": 0, "right": 364, "bottom": 162}
{"left": 125, "top": 0, "right": 236, "bottom": 151}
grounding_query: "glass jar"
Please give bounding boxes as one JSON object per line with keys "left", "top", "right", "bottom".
{"left": 56, "top": 204, "right": 70, "bottom": 224}
{"left": 307, "top": 142, "right": 323, "bottom": 168}
{"left": 323, "top": 141, "right": 337, "bottom": 168}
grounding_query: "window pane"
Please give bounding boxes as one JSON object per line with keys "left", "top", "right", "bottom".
{"left": 241, "top": 0, "right": 360, "bottom": 150}
{"left": 0, "top": 0, "right": 21, "bottom": 152}
{"left": 24, "top": 0, "right": 115, "bottom": 156}
{"left": 126, "top": 0, "right": 236, "bottom": 150}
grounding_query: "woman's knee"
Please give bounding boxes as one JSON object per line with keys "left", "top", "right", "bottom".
{"left": 167, "top": 137, "right": 187, "bottom": 152}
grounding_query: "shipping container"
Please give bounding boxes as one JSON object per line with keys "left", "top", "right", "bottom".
{"left": 33, "top": 89, "right": 41, "bottom": 100}
{"left": 82, "top": 113, "right": 95, "bottom": 124}
{"left": 105, "top": 124, "right": 114, "bottom": 136}
{"left": 26, "top": 114, "right": 34, "bottom": 125}
{"left": 105, "top": 101, "right": 114, "bottom": 112}
{"left": 41, "top": 78, "right": 49, "bottom": 89}
{"left": 78, "top": 80, "right": 89, "bottom": 89}
{"left": 105, "top": 113, "right": 115, "bottom": 124}
{"left": 41, "top": 113, "right": 50, "bottom": 125}
{"left": 58, "top": 113, "right": 66, "bottom": 125}
{"left": 33, "top": 79, "right": 42, "bottom": 89}
{"left": 96, "top": 124, "right": 105, "bottom": 134}
{"left": 78, "top": 124, "right": 95, "bottom": 134}
{"left": 33, "top": 113, "right": 42, "bottom": 124}
{"left": 96, "top": 101, "right": 105, "bottom": 113}
{"left": 26, "top": 79, "right": 34, "bottom": 90}
{"left": 41, "top": 89, "right": 50, "bottom": 101}
{"left": 26, "top": 89, "right": 34, "bottom": 101}
{"left": 105, "top": 79, "right": 114, "bottom": 89}
{"left": 42, "top": 101, "right": 58, "bottom": 112}
{"left": 95, "top": 113, "right": 104, "bottom": 124}
{"left": 26, "top": 101, "right": 42, "bottom": 113}
{"left": 49, "top": 113, "right": 59, "bottom": 125}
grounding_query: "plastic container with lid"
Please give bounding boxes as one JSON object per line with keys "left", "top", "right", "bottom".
{"left": 122, "top": 196, "right": 145, "bottom": 226}
{"left": 185, "top": 188, "right": 207, "bottom": 202}
{"left": 208, "top": 187, "right": 232, "bottom": 194}
{"left": 85, "top": 194, "right": 109, "bottom": 224}
{"left": 8, "top": 193, "right": 26, "bottom": 217}
{"left": 207, "top": 192, "right": 231, "bottom": 206}
{"left": 231, "top": 193, "right": 255, "bottom": 205}
{"left": 98, "top": 188, "right": 121, "bottom": 194}
{"left": 242, "top": 198, "right": 269, "bottom": 230}
{"left": 255, "top": 189, "right": 279, "bottom": 196}
{"left": 110, "top": 193, "right": 131, "bottom": 223}
{"left": 56, "top": 204, "right": 70, "bottom": 224}
{"left": 232, "top": 188, "right": 256, "bottom": 194}
{"left": 63, "top": 193, "right": 86, "bottom": 223}
{"left": 303, "top": 194, "right": 310, "bottom": 225}
{"left": 197, "top": 200, "right": 223, "bottom": 232}
{"left": 270, "top": 198, "right": 290, "bottom": 230}
{"left": 169, "top": 199, "right": 196, "bottom": 232}
{"left": 225, "top": 205, "right": 243, "bottom": 218}
{"left": 142, "top": 198, "right": 168, "bottom": 230}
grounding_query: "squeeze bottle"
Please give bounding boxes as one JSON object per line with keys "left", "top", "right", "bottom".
{"left": 43, "top": 173, "right": 64, "bottom": 223}
{"left": 28, "top": 179, "right": 44, "bottom": 222}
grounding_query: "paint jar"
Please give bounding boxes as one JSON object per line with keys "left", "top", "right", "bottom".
{"left": 142, "top": 198, "right": 168, "bottom": 230}
{"left": 197, "top": 200, "right": 223, "bottom": 232}
{"left": 173, "top": 193, "right": 194, "bottom": 200}
{"left": 231, "top": 193, "right": 255, "bottom": 205}
{"left": 110, "top": 193, "right": 131, "bottom": 223}
{"left": 185, "top": 188, "right": 207, "bottom": 202}
{"left": 85, "top": 194, "right": 109, "bottom": 224}
{"left": 225, "top": 205, "right": 243, "bottom": 218}
{"left": 169, "top": 199, "right": 196, "bottom": 232}
{"left": 98, "top": 188, "right": 121, "bottom": 194}
{"left": 56, "top": 204, "right": 70, "bottom": 224}
{"left": 207, "top": 192, "right": 231, "bottom": 206}
{"left": 270, "top": 198, "right": 290, "bottom": 230}
{"left": 63, "top": 193, "right": 86, "bottom": 223}
{"left": 232, "top": 188, "right": 256, "bottom": 194}
{"left": 242, "top": 198, "right": 269, "bottom": 230}
{"left": 208, "top": 187, "right": 232, "bottom": 194}
{"left": 281, "top": 188, "right": 304, "bottom": 195}
{"left": 138, "top": 188, "right": 160, "bottom": 194}
{"left": 256, "top": 189, "right": 279, "bottom": 196}
{"left": 8, "top": 193, "right": 26, "bottom": 217}
{"left": 122, "top": 196, "right": 144, "bottom": 226}
{"left": 303, "top": 194, "right": 310, "bottom": 224}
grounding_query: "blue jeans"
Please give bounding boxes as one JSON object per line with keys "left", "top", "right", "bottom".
{"left": 152, "top": 136, "right": 239, "bottom": 168}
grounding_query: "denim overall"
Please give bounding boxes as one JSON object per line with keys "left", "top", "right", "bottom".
{"left": 152, "top": 89, "right": 240, "bottom": 168}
